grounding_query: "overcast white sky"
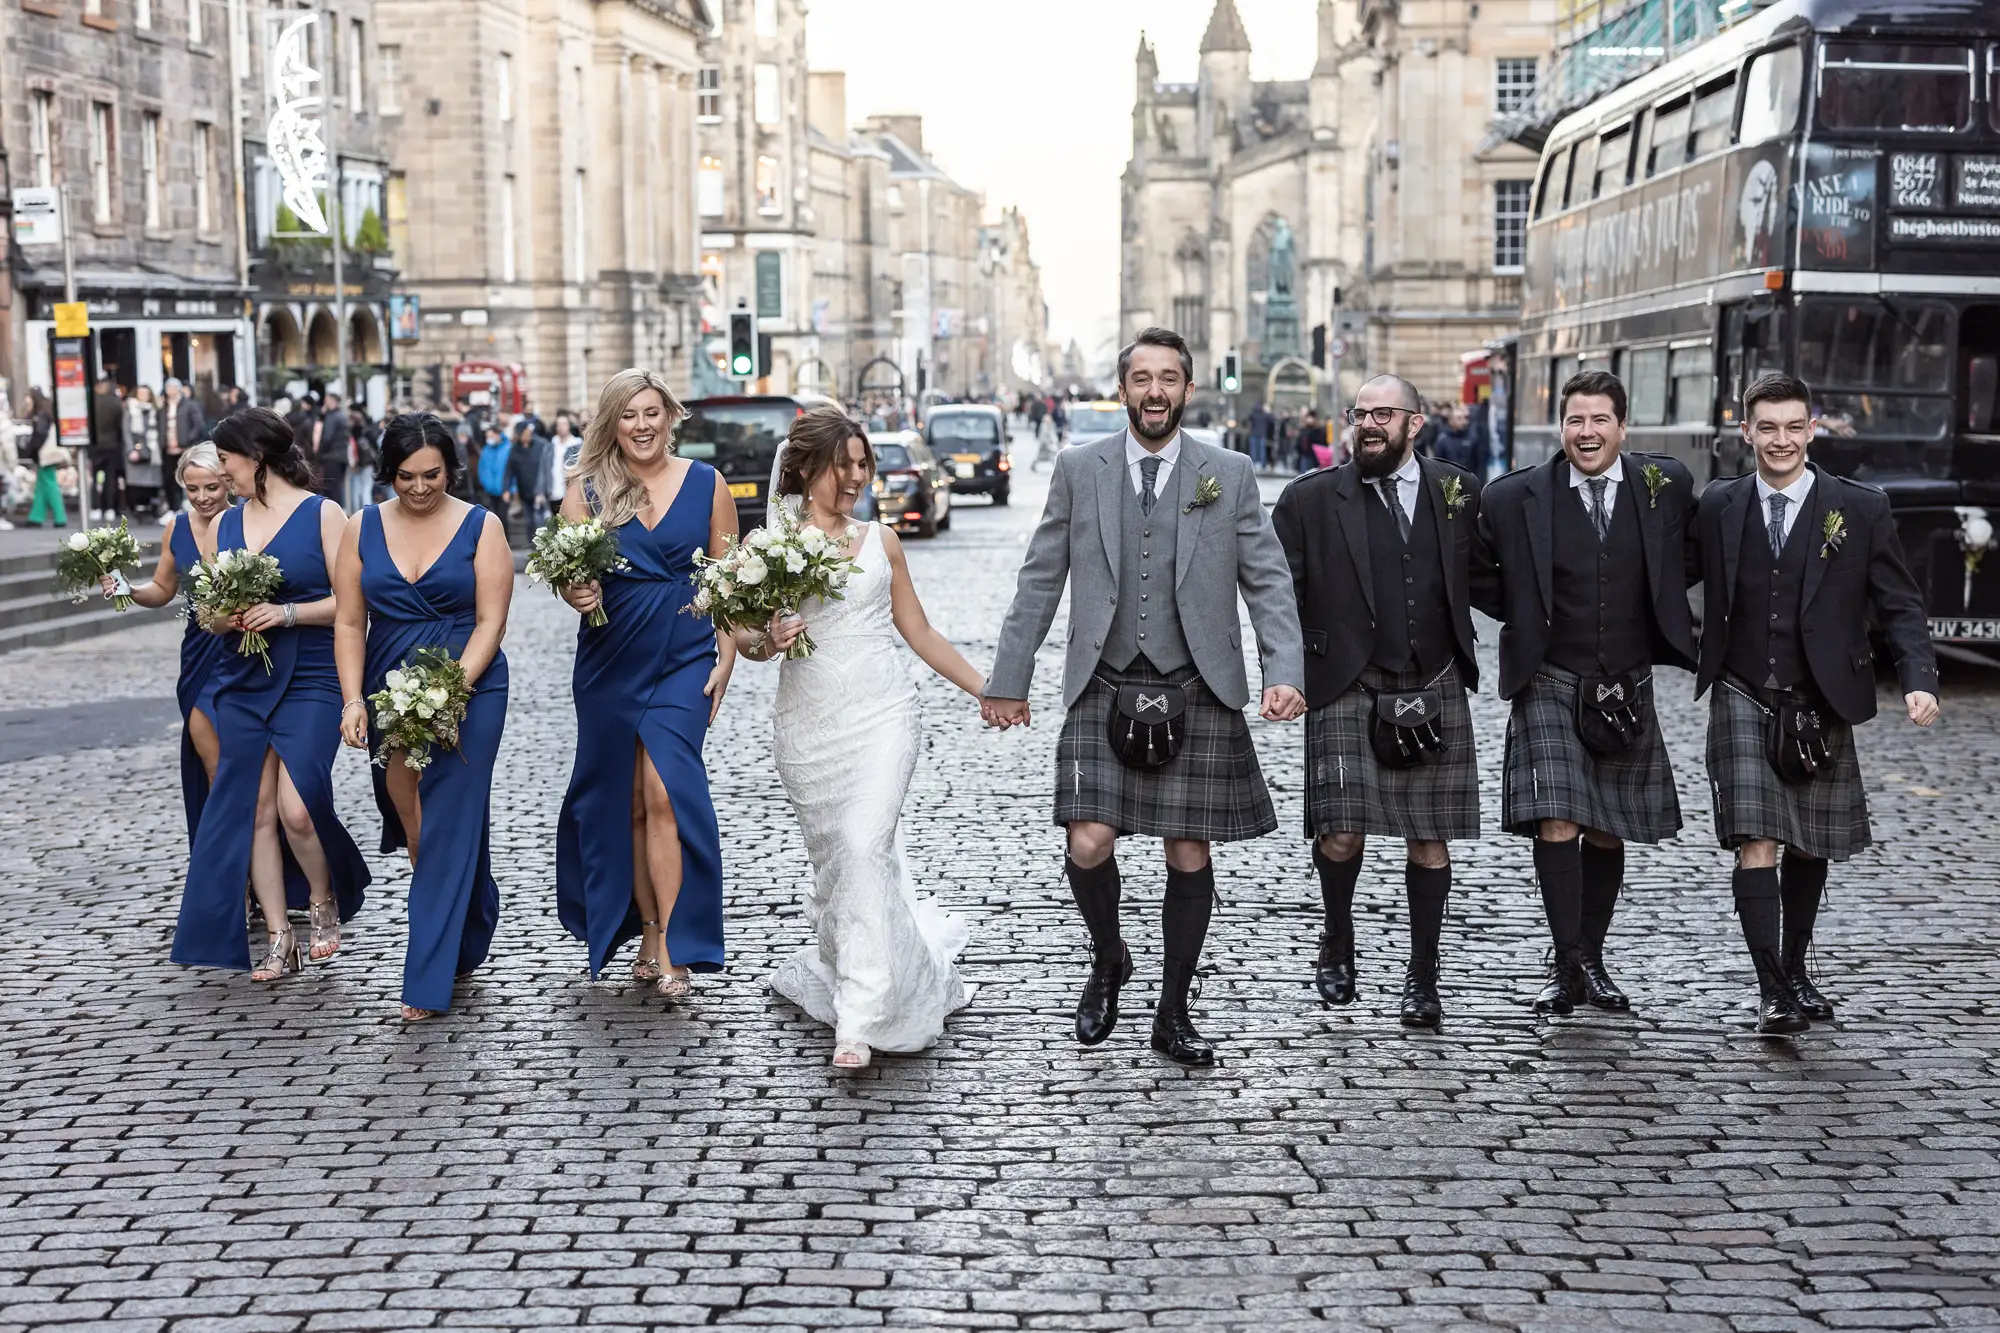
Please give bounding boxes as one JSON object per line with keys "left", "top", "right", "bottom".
{"left": 805, "top": 0, "right": 1317, "bottom": 358}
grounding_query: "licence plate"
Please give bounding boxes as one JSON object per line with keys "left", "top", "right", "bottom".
{"left": 728, "top": 482, "right": 758, "bottom": 499}
{"left": 1929, "top": 616, "right": 2000, "bottom": 641}
{"left": 954, "top": 463, "right": 975, "bottom": 479}
{"left": 951, "top": 453, "right": 982, "bottom": 464}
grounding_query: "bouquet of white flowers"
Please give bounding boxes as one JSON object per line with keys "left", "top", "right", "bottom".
{"left": 368, "top": 646, "right": 472, "bottom": 771}
{"left": 526, "top": 515, "right": 630, "bottom": 628}
{"left": 189, "top": 548, "right": 286, "bottom": 672}
{"left": 690, "top": 502, "right": 861, "bottom": 660}
{"left": 54, "top": 521, "right": 144, "bottom": 610}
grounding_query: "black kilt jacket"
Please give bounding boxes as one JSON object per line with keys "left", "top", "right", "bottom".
{"left": 1470, "top": 451, "right": 1700, "bottom": 700}
{"left": 1271, "top": 457, "right": 1482, "bottom": 709}
{"left": 1692, "top": 464, "right": 1938, "bottom": 724}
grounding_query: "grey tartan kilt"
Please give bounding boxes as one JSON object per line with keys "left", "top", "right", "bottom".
{"left": 1502, "top": 666, "right": 1682, "bottom": 843}
{"left": 1054, "top": 658, "right": 1278, "bottom": 843}
{"left": 1304, "top": 661, "right": 1479, "bottom": 841}
{"left": 1706, "top": 683, "right": 1872, "bottom": 861}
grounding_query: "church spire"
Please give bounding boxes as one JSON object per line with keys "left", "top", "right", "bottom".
{"left": 1199, "top": 0, "right": 1251, "bottom": 55}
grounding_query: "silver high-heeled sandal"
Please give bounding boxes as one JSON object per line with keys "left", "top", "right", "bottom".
{"left": 252, "top": 925, "right": 304, "bottom": 982}
{"left": 655, "top": 969, "right": 693, "bottom": 1002}
{"left": 631, "top": 920, "right": 663, "bottom": 984}
{"left": 307, "top": 897, "right": 341, "bottom": 961}
{"left": 831, "top": 1040, "right": 872, "bottom": 1069}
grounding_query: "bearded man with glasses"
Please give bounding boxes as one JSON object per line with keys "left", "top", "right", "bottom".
{"left": 1271, "top": 375, "right": 1483, "bottom": 1028}
{"left": 1471, "top": 370, "right": 1700, "bottom": 1016}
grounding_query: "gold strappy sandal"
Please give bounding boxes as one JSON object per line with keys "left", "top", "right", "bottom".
{"left": 252, "top": 925, "right": 304, "bottom": 982}
{"left": 632, "top": 919, "right": 663, "bottom": 983}
{"left": 307, "top": 897, "right": 341, "bottom": 961}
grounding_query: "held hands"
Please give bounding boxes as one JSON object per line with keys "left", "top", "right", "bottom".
{"left": 1906, "top": 691, "right": 1940, "bottom": 727}
{"left": 1261, "top": 685, "right": 1307, "bottom": 722}
{"left": 560, "top": 579, "right": 602, "bottom": 617}
{"left": 981, "top": 696, "right": 1031, "bottom": 730}
{"left": 339, "top": 702, "right": 369, "bottom": 750}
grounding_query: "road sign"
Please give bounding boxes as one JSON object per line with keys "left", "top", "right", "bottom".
{"left": 52, "top": 302, "right": 89, "bottom": 338}
{"left": 12, "top": 187, "right": 61, "bottom": 246}
{"left": 1329, "top": 336, "right": 1348, "bottom": 360}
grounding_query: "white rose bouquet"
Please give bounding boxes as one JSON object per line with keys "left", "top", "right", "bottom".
{"left": 689, "top": 502, "right": 860, "bottom": 660}
{"left": 526, "top": 515, "right": 630, "bottom": 628}
{"left": 54, "top": 521, "right": 144, "bottom": 611}
{"left": 368, "top": 646, "right": 472, "bottom": 771}
{"left": 188, "top": 548, "right": 286, "bottom": 672}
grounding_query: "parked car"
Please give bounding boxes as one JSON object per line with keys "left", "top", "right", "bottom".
{"left": 925, "top": 404, "right": 1010, "bottom": 505}
{"left": 869, "top": 430, "right": 951, "bottom": 538}
{"left": 1064, "top": 400, "right": 1129, "bottom": 449}
{"left": 678, "top": 392, "right": 841, "bottom": 529}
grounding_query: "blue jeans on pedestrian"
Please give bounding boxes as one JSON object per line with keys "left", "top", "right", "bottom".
{"left": 1250, "top": 431, "right": 1267, "bottom": 468}
{"left": 346, "top": 468, "right": 373, "bottom": 514}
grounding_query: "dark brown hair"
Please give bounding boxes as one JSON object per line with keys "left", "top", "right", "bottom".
{"left": 1116, "top": 326, "right": 1194, "bottom": 385}
{"left": 778, "top": 404, "right": 873, "bottom": 498}
{"left": 212, "top": 406, "right": 319, "bottom": 501}
{"left": 1558, "top": 369, "right": 1628, "bottom": 424}
{"left": 1742, "top": 371, "right": 1812, "bottom": 420}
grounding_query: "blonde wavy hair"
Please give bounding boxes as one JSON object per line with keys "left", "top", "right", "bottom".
{"left": 572, "top": 368, "right": 687, "bottom": 527}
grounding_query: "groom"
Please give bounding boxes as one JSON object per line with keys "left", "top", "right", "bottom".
{"left": 984, "top": 326, "right": 1305, "bottom": 1065}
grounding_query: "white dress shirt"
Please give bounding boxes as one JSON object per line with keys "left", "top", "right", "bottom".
{"left": 1125, "top": 431, "right": 1181, "bottom": 498}
{"left": 1568, "top": 453, "right": 1626, "bottom": 521}
{"left": 1754, "top": 468, "right": 1815, "bottom": 546}
{"left": 1368, "top": 453, "right": 1422, "bottom": 523}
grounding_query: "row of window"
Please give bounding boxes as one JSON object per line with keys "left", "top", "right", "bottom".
{"left": 1551, "top": 345, "right": 1714, "bottom": 427}
{"left": 78, "top": 0, "right": 203, "bottom": 41}
{"left": 697, "top": 155, "right": 785, "bottom": 217}
{"left": 26, "top": 91, "right": 218, "bottom": 232}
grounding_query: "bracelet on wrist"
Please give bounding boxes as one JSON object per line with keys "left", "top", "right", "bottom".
{"left": 282, "top": 603, "right": 298, "bottom": 629}
{"left": 341, "top": 699, "right": 367, "bottom": 715}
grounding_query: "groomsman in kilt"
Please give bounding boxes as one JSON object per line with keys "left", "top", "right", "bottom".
{"left": 1472, "top": 370, "right": 1699, "bottom": 1014}
{"left": 1271, "top": 375, "right": 1481, "bottom": 1029}
{"left": 984, "top": 326, "right": 1306, "bottom": 1066}
{"left": 1693, "top": 372, "right": 1939, "bottom": 1033}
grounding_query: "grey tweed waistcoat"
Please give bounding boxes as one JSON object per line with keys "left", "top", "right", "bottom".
{"left": 1102, "top": 470, "right": 1191, "bottom": 673}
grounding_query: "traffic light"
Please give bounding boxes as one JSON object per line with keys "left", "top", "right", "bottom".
{"left": 1310, "top": 324, "right": 1327, "bottom": 370}
{"left": 758, "top": 332, "right": 773, "bottom": 380}
{"left": 426, "top": 363, "right": 444, "bottom": 406}
{"left": 729, "top": 308, "right": 757, "bottom": 379}
{"left": 1220, "top": 349, "right": 1240, "bottom": 394}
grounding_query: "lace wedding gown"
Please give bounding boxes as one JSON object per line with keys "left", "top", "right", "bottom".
{"left": 768, "top": 522, "right": 971, "bottom": 1051}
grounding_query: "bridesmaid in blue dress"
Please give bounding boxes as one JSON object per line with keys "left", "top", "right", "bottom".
{"left": 333, "top": 413, "right": 513, "bottom": 1021}
{"left": 99, "top": 443, "right": 235, "bottom": 844}
{"left": 555, "top": 368, "right": 738, "bottom": 999}
{"left": 172, "top": 409, "right": 371, "bottom": 981}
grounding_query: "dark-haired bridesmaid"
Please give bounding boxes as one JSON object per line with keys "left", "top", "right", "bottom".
{"left": 100, "top": 443, "right": 235, "bottom": 846}
{"left": 172, "top": 407, "right": 371, "bottom": 980}
{"left": 334, "top": 413, "right": 512, "bottom": 1021}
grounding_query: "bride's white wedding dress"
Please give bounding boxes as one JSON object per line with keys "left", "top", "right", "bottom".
{"left": 768, "top": 522, "right": 971, "bottom": 1051}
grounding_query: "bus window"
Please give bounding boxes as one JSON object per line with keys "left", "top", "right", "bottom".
{"left": 1797, "top": 299, "right": 1952, "bottom": 392}
{"left": 1559, "top": 143, "right": 1583, "bottom": 211}
{"left": 1818, "top": 42, "right": 1972, "bottom": 134}
{"left": 1689, "top": 74, "right": 1739, "bottom": 159}
{"left": 1668, "top": 346, "right": 1714, "bottom": 424}
{"left": 1739, "top": 45, "right": 1802, "bottom": 145}
{"left": 1551, "top": 356, "right": 1579, "bottom": 419}
{"left": 1626, "top": 348, "right": 1670, "bottom": 426}
{"left": 1536, "top": 143, "right": 1573, "bottom": 218}
{"left": 1592, "top": 125, "right": 1633, "bottom": 199}
{"left": 1647, "top": 96, "right": 1692, "bottom": 176}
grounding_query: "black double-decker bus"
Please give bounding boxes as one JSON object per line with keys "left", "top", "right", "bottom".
{"left": 1515, "top": 0, "right": 2000, "bottom": 644}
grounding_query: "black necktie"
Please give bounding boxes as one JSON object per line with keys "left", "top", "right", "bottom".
{"left": 1586, "top": 477, "right": 1610, "bottom": 542}
{"left": 1139, "top": 455, "right": 1162, "bottom": 516}
{"left": 1373, "top": 477, "right": 1410, "bottom": 542}
{"left": 1767, "top": 493, "right": 1789, "bottom": 557}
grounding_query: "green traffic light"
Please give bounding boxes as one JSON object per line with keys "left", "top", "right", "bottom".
{"left": 732, "top": 356, "right": 753, "bottom": 375}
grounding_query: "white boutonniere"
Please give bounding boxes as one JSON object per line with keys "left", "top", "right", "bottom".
{"left": 1439, "top": 475, "right": 1469, "bottom": 518}
{"left": 1184, "top": 475, "right": 1223, "bottom": 514}
{"left": 1820, "top": 509, "right": 1847, "bottom": 559}
{"left": 1641, "top": 462, "right": 1670, "bottom": 509}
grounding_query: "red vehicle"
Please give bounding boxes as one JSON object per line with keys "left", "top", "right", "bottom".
{"left": 453, "top": 362, "right": 528, "bottom": 416}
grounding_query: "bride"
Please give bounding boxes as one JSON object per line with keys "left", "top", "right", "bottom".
{"left": 735, "top": 405, "right": 986, "bottom": 1068}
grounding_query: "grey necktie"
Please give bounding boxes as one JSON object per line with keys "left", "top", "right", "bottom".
{"left": 1372, "top": 477, "right": 1411, "bottom": 542}
{"left": 1767, "top": 493, "right": 1789, "bottom": 557}
{"left": 1139, "top": 454, "right": 1162, "bottom": 516}
{"left": 1586, "top": 476, "right": 1610, "bottom": 542}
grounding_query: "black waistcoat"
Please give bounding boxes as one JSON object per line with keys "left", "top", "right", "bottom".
{"left": 1724, "top": 492, "right": 1812, "bottom": 689}
{"left": 1364, "top": 479, "right": 1452, "bottom": 673}
{"left": 1546, "top": 478, "right": 1652, "bottom": 676}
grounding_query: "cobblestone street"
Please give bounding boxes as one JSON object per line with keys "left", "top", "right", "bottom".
{"left": 2, "top": 446, "right": 1998, "bottom": 1332}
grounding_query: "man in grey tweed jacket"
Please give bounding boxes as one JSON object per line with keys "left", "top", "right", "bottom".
{"left": 983, "top": 327, "right": 1304, "bottom": 1066}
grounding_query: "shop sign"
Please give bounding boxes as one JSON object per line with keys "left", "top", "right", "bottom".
{"left": 53, "top": 339, "right": 89, "bottom": 447}
{"left": 13, "top": 187, "right": 61, "bottom": 246}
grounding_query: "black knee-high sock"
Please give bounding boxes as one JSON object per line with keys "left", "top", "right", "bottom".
{"left": 1780, "top": 851, "right": 1828, "bottom": 956}
{"left": 1733, "top": 866, "right": 1782, "bottom": 958}
{"left": 1313, "top": 841, "right": 1363, "bottom": 942}
{"left": 1161, "top": 864, "right": 1215, "bottom": 1011}
{"left": 1066, "top": 854, "right": 1122, "bottom": 967}
{"left": 1532, "top": 837, "right": 1583, "bottom": 954}
{"left": 1404, "top": 863, "right": 1450, "bottom": 964}
{"left": 1579, "top": 840, "right": 1624, "bottom": 957}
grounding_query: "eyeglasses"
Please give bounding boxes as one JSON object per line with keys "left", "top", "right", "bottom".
{"left": 1343, "top": 406, "right": 1417, "bottom": 427}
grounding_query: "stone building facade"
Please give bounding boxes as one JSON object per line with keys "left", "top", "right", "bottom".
{"left": 1121, "top": 0, "right": 1556, "bottom": 409}
{"left": 4, "top": 0, "right": 254, "bottom": 416}
{"left": 376, "top": 0, "right": 710, "bottom": 417}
